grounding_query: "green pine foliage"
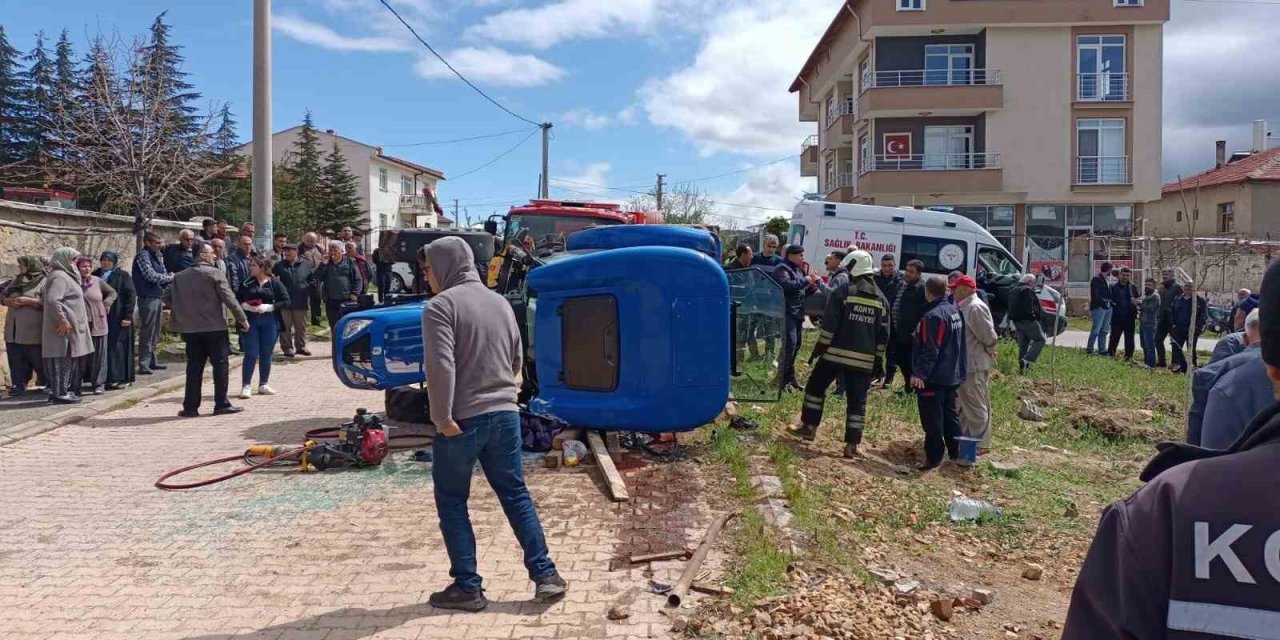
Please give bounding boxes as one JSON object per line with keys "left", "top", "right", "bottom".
{"left": 138, "top": 12, "right": 201, "bottom": 140}
{"left": 318, "top": 141, "right": 365, "bottom": 234}
{"left": 0, "top": 25, "right": 29, "bottom": 167}
{"left": 22, "top": 32, "right": 56, "bottom": 165}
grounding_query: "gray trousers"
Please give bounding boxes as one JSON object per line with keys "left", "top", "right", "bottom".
{"left": 1015, "top": 319, "right": 1047, "bottom": 365}
{"left": 957, "top": 368, "right": 992, "bottom": 448}
{"left": 279, "top": 308, "right": 308, "bottom": 355}
{"left": 137, "top": 297, "right": 163, "bottom": 371}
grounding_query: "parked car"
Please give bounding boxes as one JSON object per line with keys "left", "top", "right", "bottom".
{"left": 1205, "top": 304, "right": 1233, "bottom": 336}
{"left": 376, "top": 228, "right": 496, "bottom": 294}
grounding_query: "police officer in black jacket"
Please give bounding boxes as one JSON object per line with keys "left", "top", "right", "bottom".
{"left": 910, "top": 275, "right": 967, "bottom": 471}
{"left": 789, "top": 250, "right": 890, "bottom": 458}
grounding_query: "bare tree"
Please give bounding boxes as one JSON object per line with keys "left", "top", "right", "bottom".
{"left": 626, "top": 183, "right": 717, "bottom": 226}
{"left": 53, "top": 37, "right": 232, "bottom": 250}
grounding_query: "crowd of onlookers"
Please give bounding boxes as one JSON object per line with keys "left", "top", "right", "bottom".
{"left": 2, "top": 219, "right": 379, "bottom": 416}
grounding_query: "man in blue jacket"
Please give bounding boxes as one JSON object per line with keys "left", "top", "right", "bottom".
{"left": 772, "top": 245, "right": 817, "bottom": 391}
{"left": 910, "top": 275, "right": 966, "bottom": 471}
{"left": 132, "top": 232, "right": 173, "bottom": 375}
{"left": 1188, "top": 309, "right": 1262, "bottom": 445}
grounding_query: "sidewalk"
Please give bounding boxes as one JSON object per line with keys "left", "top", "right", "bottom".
{"left": 0, "top": 341, "right": 713, "bottom": 640}
{"left": 1053, "top": 329, "right": 1218, "bottom": 353}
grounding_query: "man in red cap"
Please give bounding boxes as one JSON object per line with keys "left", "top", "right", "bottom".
{"left": 953, "top": 275, "right": 998, "bottom": 453}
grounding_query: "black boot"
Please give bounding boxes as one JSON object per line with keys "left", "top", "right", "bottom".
{"left": 786, "top": 423, "right": 818, "bottom": 441}
{"left": 428, "top": 584, "right": 488, "bottom": 612}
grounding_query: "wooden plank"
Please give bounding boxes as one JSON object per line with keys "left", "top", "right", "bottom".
{"left": 587, "top": 430, "right": 629, "bottom": 502}
{"left": 691, "top": 582, "right": 735, "bottom": 596}
{"left": 628, "top": 549, "right": 691, "bottom": 564}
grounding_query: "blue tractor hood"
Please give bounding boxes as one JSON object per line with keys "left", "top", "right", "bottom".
{"left": 567, "top": 224, "right": 721, "bottom": 260}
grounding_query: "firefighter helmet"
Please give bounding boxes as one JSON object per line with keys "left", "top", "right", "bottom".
{"left": 841, "top": 249, "right": 875, "bottom": 278}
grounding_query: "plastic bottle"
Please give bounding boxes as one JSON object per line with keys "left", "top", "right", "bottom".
{"left": 948, "top": 496, "right": 1003, "bottom": 522}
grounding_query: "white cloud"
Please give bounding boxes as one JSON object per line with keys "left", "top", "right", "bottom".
{"left": 559, "top": 107, "right": 640, "bottom": 131}
{"left": 552, "top": 162, "right": 614, "bottom": 199}
{"left": 414, "top": 47, "right": 567, "bottom": 87}
{"left": 465, "top": 0, "right": 659, "bottom": 50}
{"left": 712, "top": 162, "right": 813, "bottom": 224}
{"left": 273, "top": 13, "right": 412, "bottom": 52}
{"left": 641, "top": 0, "right": 840, "bottom": 157}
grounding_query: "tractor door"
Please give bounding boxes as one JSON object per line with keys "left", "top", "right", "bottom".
{"left": 725, "top": 267, "right": 785, "bottom": 403}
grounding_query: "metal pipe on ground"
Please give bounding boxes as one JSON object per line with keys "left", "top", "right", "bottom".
{"left": 667, "top": 512, "right": 735, "bottom": 608}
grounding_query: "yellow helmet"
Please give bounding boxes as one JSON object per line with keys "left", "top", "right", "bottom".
{"left": 841, "top": 249, "right": 875, "bottom": 278}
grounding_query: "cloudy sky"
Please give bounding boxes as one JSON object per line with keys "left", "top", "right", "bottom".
{"left": 6, "top": 0, "right": 1276, "bottom": 224}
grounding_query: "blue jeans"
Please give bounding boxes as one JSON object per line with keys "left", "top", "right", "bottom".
{"left": 241, "top": 313, "right": 278, "bottom": 386}
{"left": 780, "top": 314, "right": 803, "bottom": 385}
{"left": 1088, "top": 307, "right": 1112, "bottom": 353}
{"left": 433, "top": 410, "right": 555, "bottom": 593}
{"left": 1140, "top": 323, "right": 1157, "bottom": 367}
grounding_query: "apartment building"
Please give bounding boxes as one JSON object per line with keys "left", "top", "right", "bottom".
{"left": 791, "top": 0, "right": 1168, "bottom": 291}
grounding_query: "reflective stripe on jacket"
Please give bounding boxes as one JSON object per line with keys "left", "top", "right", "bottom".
{"left": 816, "top": 275, "right": 890, "bottom": 373}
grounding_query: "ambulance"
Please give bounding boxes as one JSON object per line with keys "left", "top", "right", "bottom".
{"left": 788, "top": 200, "right": 1067, "bottom": 336}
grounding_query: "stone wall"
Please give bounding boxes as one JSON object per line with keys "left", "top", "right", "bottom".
{"left": 0, "top": 201, "right": 200, "bottom": 387}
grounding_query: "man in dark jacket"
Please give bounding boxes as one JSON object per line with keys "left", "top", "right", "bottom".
{"left": 1155, "top": 268, "right": 1183, "bottom": 368}
{"left": 1188, "top": 308, "right": 1263, "bottom": 446}
{"left": 1063, "top": 260, "right": 1280, "bottom": 639}
{"left": 1087, "top": 262, "right": 1113, "bottom": 354}
{"left": 911, "top": 275, "right": 965, "bottom": 471}
{"left": 316, "top": 240, "right": 364, "bottom": 330}
{"left": 875, "top": 253, "right": 905, "bottom": 387}
{"left": 226, "top": 234, "right": 253, "bottom": 293}
{"left": 163, "top": 229, "right": 196, "bottom": 274}
{"left": 790, "top": 250, "right": 889, "bottom": 458}
{"left": 132, "top": 232, "right": 172, "bottom": 375}
{"left": 272, "top": 244, "right": 314, "bottom": 357}
{"left": 772, "top": 245, "right": 817, "bottom": 390}
{"left": 1009, "top": 274, "right": 1046, "bottom": 373}
{"left": 749, "top": 234, "right": 784, "bottom": 360}
{"left": 892, "top": 260, "right": 927, "bottom": 394}
{"left": 1107, "top": 266, "right": 1140, "bottom": 360}
{"left": 1171, "top": 280, "right": 1208, "bottom": 373}
{"left": 1139, "top": 278, "right": 1162, "bottom": 368}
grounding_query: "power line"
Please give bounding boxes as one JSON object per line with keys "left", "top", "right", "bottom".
{"left": 381, "top": 127, "right": 539, "bottom": 148}
{"left": 673, "top": 154, "right": 800, "bottom": 185}
{"left": 449, "top": 128, "right": 541, "bottom": 181}
{"left": 378, "top": 0, "right": 542, "bottom": 127}
{"left": 548, "top": 182, "right": 792, "bottom": 220}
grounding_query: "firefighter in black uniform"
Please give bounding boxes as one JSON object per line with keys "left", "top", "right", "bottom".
{"left": 787, "top": 250, "right": 890, "bottom": 458}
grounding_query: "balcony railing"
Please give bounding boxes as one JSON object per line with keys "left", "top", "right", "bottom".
{"left": 399, "top": 194, "right": 430, "bottom": 211}
{"left": 861, "top": 153, "right": 1002, "bottom": 173}
{"left": 825, "top": 172, "right": 856, "bottom": 194}
{"left": 824, "top": 96, "right": 856, "bottom": 127}
{"left": 865, "top": 69, "right": 1002, "bottom": 89}
{"left": 1077, "top": 72, "right": 1130, "bottom": 102}
{"left": 801, "top": 135, "right": 818, "bottom": 152}
{"left": 1076, "top": 155, "right": 1130, "bottom": 185}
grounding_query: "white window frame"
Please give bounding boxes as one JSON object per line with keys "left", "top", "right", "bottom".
{"left": 924, "top": 44, "right": 974, "bottom": 86}
{"left": 859, "top": 58, "right": 872, "bottom": 92}
{"left": 859, "top": 135, "right": 871, "bottom": 174}
{"left": 378, "top": 167, "right": 388, "bottom": 191}
{"left": 923, "top": 125, "right": 974, "bottom": 170}
{"left": 1076, "top": 35, "right": 1127, "bottom": 101}
{"left": 1114, "top": 0, "right": 1143, "bottom": 6}
{"left": 1076, "top": 118, "right": 1127, "bottom": 184}
{"left": 897, "top": 0, "right": 924, "bottom": 11}
{"left": 400, "top": 174, "right": 413, "bottom": 195}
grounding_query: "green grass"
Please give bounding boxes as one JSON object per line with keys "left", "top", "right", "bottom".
{"left": 710, "top": 426, "right": 793, "bottom": 605}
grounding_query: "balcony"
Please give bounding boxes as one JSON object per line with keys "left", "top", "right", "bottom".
{"left": 801, "top": 135, "right": 819, "bottom": 177}
{"left": 1076, "top": 73, "right": 1130, "bottom": 103}
{"left": 824, "top": 96, "right": 856, "bottom": 138}
{"left": 858, "top": 153, "right": 1003, "bottom": 195}
{"left": 1075, "top": 156, "right": 1131, "bottom": 186}
{"left": 399, "top": 194, "right": 431, "bottom": 214}
{"left": 858, "top": 69, "right": 1003, "bottom": 116}
{"left": 825, "top": 172, "right": 858, "bottom": 203}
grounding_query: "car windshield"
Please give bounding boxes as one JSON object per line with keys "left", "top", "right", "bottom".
{"left": 505, "top": 213, "right": 624, "bottom": 242}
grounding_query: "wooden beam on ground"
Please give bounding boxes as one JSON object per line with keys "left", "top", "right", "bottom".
{"left": 587, "top": 430, "right": 629, "bottom": 502}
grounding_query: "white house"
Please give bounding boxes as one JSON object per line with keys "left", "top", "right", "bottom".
{"left": 236, "top": 126, "right": 449, "bottom": 248}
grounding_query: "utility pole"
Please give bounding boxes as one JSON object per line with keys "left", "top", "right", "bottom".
{"left": 540, "top": 122, "right": 552, "bottom": 199}
{"left": 251, "top": 0, "right": 273, "bottom": 250}
{"left": 454, "top": 199, "right": 459, "bottom": 228}
{"left": 656, "top": 174, "right": 666, "bottom": 212}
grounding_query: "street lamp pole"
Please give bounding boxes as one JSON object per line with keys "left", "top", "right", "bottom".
{"left": 251, "top": 0, "right": 273, "bottom": 250}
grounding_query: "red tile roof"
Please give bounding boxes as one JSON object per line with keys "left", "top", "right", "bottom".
{"left": 1163, "top": 147, "right": 1280, "bottom": 194}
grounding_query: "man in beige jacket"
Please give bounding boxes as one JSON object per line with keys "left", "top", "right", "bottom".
{"left": 953, "top": 275, "right": 998, "bottom": 452}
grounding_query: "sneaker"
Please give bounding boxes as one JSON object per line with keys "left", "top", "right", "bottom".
{"left": 534, "top": 573, "right": 568, "bottom": 603}
{"left": 50, "top": 394, "right": 81, "bottom": 405}
{"left": 428, "top": 584, "right": 488, "bottom": 612}
{"left": 258, "top": 385, "right": 276, "bottom": 396}
{"left": 239, "top": 385, "right": 252, "bottom": 399}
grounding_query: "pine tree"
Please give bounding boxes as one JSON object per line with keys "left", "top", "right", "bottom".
{"left": 68, "top": 37, "right": 114, "bottom": 211}
{"left": 318, "top": 142, "right": 364, "bottom": 233}
{"left": 23, "top": 32, "right": 57, "bottom": 165}
{"left": 0, "top": 25, "right": 29, "bottom": 168}
{"left": 53, "top": 30, "right": 77, "bottom": 117}
{"left": 208, "top": 104, "right": 247, "bottom": 222}
{"left": 211, "top": 104, "right": 238, "bottom": 158}
{"left": 138, "top": 12, "right": 200, "bottom": 140}
{"left": 286, "top": 111, "right": 325, "bottom": 230}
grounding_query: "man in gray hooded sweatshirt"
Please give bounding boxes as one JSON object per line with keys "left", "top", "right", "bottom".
{"left": 419, "top": 236, "right": 566, "bottom": 611}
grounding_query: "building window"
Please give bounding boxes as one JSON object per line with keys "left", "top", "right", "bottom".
{"left": 925, "top": 44, "right": 974, "bottom": 86}
{"left": 1219, "top": 202, "right": 1235, "bottom": 233}
{"left": 896, "top": 0, "right": 924, "bottom": 11}
{"left": 859, "top": 135, "right": 870, "bottom": 174}
{"left": 378, "top": 168, "right": 388, "bottom": 191}
{"left": 1077, "top": 35, "right": 1127, "bottom": 101}
{"left": 1076, "top": 118, "right": 1127, "bottom": 184}
{"left": 859, "top": 58, "right": 872, "bottom": 91}
{"left": 1114, "top": 0, "right": 1143, "bottom": 6}
{"left": 401, "top": 175, "right": 413, "bottom": 195}
{"left": 825, "top": 93, "right": 838, "bottom": 127}
{"left": 923, "top": 125, "right": 973, "bottom": 169}
{"left": 825, "top": 159, "right": 835, "bottom": 191}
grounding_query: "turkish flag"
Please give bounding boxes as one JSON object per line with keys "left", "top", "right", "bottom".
{"left": 885, "top": 133, "right": 911, "bottom": 158}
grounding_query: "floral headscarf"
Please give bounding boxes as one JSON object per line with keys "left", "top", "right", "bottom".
{"left": 8, "top": 255, "right": 46, "bottom": 295}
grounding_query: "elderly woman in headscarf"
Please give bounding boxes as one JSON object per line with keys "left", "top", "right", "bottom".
{"left": 92, "top": 251, "right": 136, "bottom": 390}
{"left": 77, "top": 255, "right": 117, "bottom": 395}
{"left": 3, "top": 255, "right": 49, "bottom": 396}
{"left": 42, "top": 247, "right": 95, "bottom": 404}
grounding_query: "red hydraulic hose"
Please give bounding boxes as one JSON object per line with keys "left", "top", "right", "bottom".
{"left": 155, "top": 447, "right": 305, "bottom": 491}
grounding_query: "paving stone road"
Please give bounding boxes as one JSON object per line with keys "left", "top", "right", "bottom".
{"left": 0, "top": 342, "right": 719, "bottom": 640}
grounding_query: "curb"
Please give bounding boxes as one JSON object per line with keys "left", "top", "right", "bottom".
{"left": 0, "top": 354, "right": 246, "bottom": 448}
